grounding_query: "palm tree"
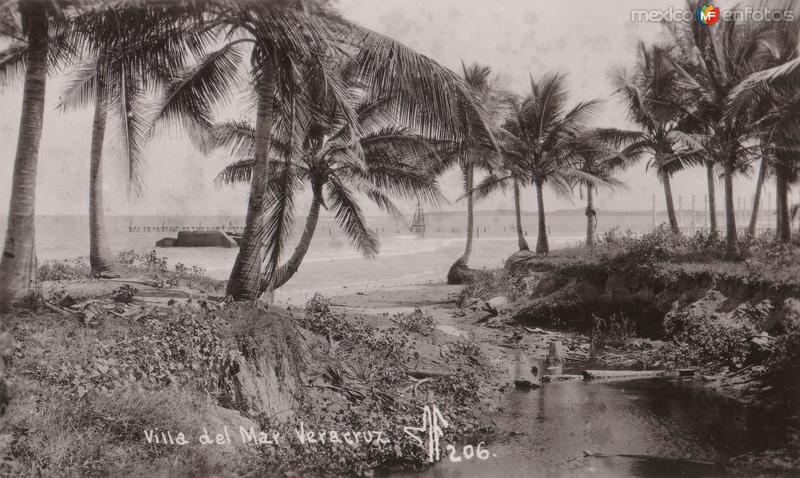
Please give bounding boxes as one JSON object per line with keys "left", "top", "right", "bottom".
{"left": 446, "top": 62, "right": 499, "bottom": 284}
{"left": 58, "top": 6, "right": 202, "bottom": 275}
{"left": 157, "top": 0, "right": 489, "bottom": 300}
{"left": 574, "top": 140, "right": 636, "bottom": 247}
{"left": 211, "top": 95, "right": 445, "bottom": 292}
{"left": 724, "top": 7, "right": 800, "bottom": 243}
{"left": 498, "top": 73, "right": 603, "bottom": 254}
{"left": 0, "top": 1, "right": 57, "bottom": 310}
{"left": 471, "top": 146, "right": 530, "bottom": 253}
{"left": 662, "top": 0, "right": 797, "bottom": 256}
{"left": 600, "top": 44, "right": 705, "bottom": 236}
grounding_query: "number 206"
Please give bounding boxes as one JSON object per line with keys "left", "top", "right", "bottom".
{"left": 446, "top": 442, "right": 490, "bottom": 462}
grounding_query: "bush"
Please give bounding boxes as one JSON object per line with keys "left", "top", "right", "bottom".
{"left": 458, "top": 268, "right": 528, "bottom": 306}
{"left": 111, "top": 284, "right": 138, "bottom": 303}
{"left": 768, "top": 299, "right": 800, "bottom": 376}
{"left": 663, "top": 300, "right": 759, "bottom": 368}
{"left": 592, "top": 225, "right": 727, "bottom": 264}
{"left": 38, "top": 258, "right": 90, "bottom": 281}
{"left": 116, "top": 250, "right": 208, "bottom": 288}
{"left": 590, "top": 313, "right": 635, "bottom": 349}
{"left": 391, "top": 308, "right": 436, "bottom": 336}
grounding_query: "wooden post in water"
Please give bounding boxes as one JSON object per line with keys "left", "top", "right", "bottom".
{"left": 545, "top": 341, "right": 564, "bottom": 376}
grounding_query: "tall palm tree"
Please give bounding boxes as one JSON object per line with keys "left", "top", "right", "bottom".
{"left": 0, "top": 1, "right": 58, "bottom": 310}
{"left": 58, "top": 6, "right": 203, "bottom": 275}
{"left": 211, "top": 96, "right": 445, "bottom": 292}
{"left": 446, "top": 62, "right": 499, "bottom": 284}
{"left": 662, "top": 0, "right": 796, "bottom": 256}
{"left": 724, "top": 6, "right": 800, "bottom": 243}
{"left": 157, "top": 0, "right": 489, "bottom": 300}
{"left": 573, "top": 140, "right": 636, "bottom": 247}
{"left": 600, "top": 44, "right": 705, "bottom": 236}
{"left": 498, "top": 73, "right": 602, "bottom": 254}
{"left": 470, "top": 148, "right": 530, "bottom": 253}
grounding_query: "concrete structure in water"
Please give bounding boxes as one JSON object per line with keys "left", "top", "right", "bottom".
{"left": 156, "top": 230, "right": 240, "bottom": 248}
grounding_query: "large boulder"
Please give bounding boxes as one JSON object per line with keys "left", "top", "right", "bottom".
{"left": 175, "top": 230, "right": 238, "bottom": 248}
{"left": 504, "top": 249, "right": 538, "bottom": 275}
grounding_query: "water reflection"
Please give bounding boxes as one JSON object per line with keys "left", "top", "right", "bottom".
{"left": 395, "top": 378, "right": 788, "bottom": 477}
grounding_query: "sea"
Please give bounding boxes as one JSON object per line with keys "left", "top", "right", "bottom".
{"left": 3, "top": 210, "right": 660, "bottom": 303}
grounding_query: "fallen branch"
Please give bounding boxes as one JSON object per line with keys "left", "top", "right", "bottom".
{"left": 406, "top": 369, "right": 453, "bottom": 379}
{"left": 581, "top": 369, "right": 666, "bottom": 381}
{"left": 44, "top": 301, "right": 77, "bottom": 317}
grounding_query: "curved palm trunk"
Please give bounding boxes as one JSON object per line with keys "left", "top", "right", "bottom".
{"left": 0, "top": 7, "right": 48, "bottom": 312}
{"left": 227, "top": 65, "right": 276, "bottom": 300}
{"left": 585, "top": 184, "right": 595, "bottom": 248}
{"left": 662, "top": 172, "right": 680, "bottom": 234}
{"left": 513, "top": 178, "right": 529, "bottom": 251}
{"left": 535, "top": 180, "right": 549, "bottom": 254}
{"left": 447, "top": 165, "right": 474, "bottom": 284}
{"left": 747, "top": 157, "right": 767, "bottom": 239}
{"left": 267, "top": 193, "right": 321, "bottom": 291}
{"left": 776, "top": 163, "right": 791, "bottom": 243}
{"left": 706, "top": 161, "right": 718, "bottom": 235}
{"left": 723, "top": 162, "right": 739, "bottom": 258}
{"left": 89, "top": 99, "right": 114, "bottom": 275}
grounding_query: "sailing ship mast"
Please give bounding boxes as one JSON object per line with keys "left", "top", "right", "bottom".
{"left": 410, "top": 201, "right": 426, "bottom": 237}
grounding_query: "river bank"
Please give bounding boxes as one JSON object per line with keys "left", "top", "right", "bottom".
{"left": 2, "top": 238, "right": 799, "bottom": 476}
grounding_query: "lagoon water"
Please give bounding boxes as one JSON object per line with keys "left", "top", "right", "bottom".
{"left": 398, "top": 378, "right": 790, "bottom": 478}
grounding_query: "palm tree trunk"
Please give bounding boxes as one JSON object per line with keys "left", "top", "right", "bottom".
{"left": 269, "top": 193, "right": 321, "bottom": 291}
{"left": 89, "top": 98, "right": 114, "bottom": 275}
{"left": 459, "top": 164, "right": 474, "bottom": 263}
{"left": 776, "top": 163, "right": 791, "bottom": 243}
{"left": 706, "top": 161, "right": 718, "bottom": 234}
{"left": 513, "top": 178, "right": 529, "bottom": 251}
{"left": 227, "top": 64, "right": 276, "bottom": 300}
{"left": 0, "top": 6, "right": 48, "bottom": 312}
{"left": 535, "top": 180, "right": 549, "bottom": 254}
{"left": 747, "top": 157, "right": 767, "bottom": 239}
{"left": 662, "top": 173, "right": 680, "bottom": 234}
{"left": 723, "top": 161, "right": 739, "bottom": 258}
{"left": 585, "top": 184, "right": 595, "bottom": 248}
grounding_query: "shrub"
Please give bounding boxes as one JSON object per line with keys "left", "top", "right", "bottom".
{"left": 111, "top": 284, "right": 138, "bottom": 303}
{"left": 767, "top": 299, "right": 800, "bottom": 376}
{"left": 592, "top": 225, "right": 727, "bottom": 264}
{"left": 38, "top": 258, "right": 90, "bottom": 281}
{"left": 590, "top": 313, "right": 635, "bottom": 349}
{"left": 391, "top": 308, "right": 436, "bottom": 336}
{"left": 664, "top": 303, "right": 758, "bottom": 368}
{"left": 458, "top": 268, "right": 528, "bottom": 306}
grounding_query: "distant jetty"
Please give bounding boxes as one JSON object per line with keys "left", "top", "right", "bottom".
{"left": 156, "top": 230, "right": 241, "bottom": 248}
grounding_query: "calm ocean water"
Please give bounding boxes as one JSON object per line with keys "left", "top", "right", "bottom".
{"left": 1, "top": 211, "right": 654, "bottom": 299}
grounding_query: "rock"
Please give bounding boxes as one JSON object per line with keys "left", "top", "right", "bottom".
{"left": 579, "top": 343, "right": 591, "bottom": 351}
{"left": 175, "top": 230, "right": 238, "bottom": 248}
{"left": 484, "top": 296, "right": 510, "bottom": 315}
{"left": 155, "top": 237, "right": 177, "bottom": 247}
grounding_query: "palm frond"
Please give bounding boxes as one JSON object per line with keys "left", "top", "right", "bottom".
{"left": 325, "top": 177, "right": 379, "bottom": 258}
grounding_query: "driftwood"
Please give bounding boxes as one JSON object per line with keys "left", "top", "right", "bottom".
{"left": 542, "top": 374, "right": 583, "bottom": 382}
{"left": 406, "top": 369, "right": 453, "bottom": 379}
{"left": 43, "top": 301, "right": 77, "bottom": 316}
{"left": 581, "top": 369, "right": 666, "bottom": 380}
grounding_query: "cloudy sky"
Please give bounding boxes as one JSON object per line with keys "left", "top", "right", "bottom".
{"left": 0, "top": 0, "right": 766, "bottom": 218}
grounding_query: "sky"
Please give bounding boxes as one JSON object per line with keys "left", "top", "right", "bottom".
{"left": 0, "top": 0, "right": 772, "bottom": 218}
